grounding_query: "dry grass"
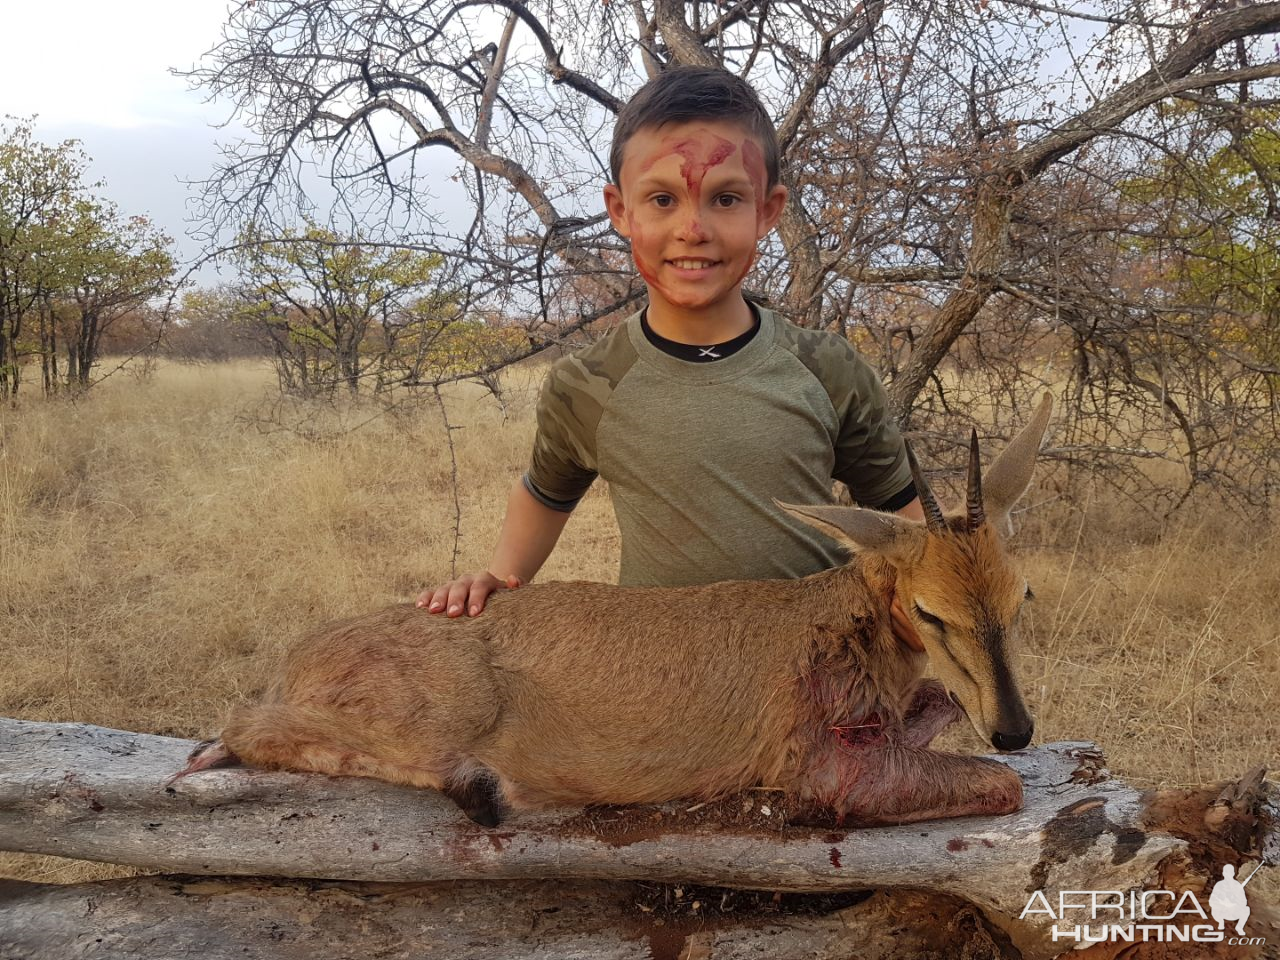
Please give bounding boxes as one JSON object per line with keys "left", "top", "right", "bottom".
{"left": 1, "top": 360, "right": 1276, "bottom": 903}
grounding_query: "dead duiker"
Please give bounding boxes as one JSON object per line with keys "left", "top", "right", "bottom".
{"left": 178, "top": 396, "right": 1053, "bottom": 828}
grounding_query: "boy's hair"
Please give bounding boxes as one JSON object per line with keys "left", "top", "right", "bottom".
{"left": 609, "top": 67, "right": 781, "bottom": 190}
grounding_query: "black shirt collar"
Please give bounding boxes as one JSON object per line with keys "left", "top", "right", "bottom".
{"left": 639, "top": 302, "right": 761, "bottom": 363}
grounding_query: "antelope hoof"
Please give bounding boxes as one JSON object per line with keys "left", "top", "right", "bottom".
{"left": 442, "top": 768, "right": 508, "bottom": 827}
{"left": 168, "top": 738, "right": 242, "bottom": 784}
{"left": 977, "top": 761, "right": 1024, "bottom": 815}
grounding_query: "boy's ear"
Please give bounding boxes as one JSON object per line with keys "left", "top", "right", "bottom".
{"left": 756, "top": 183, "right": 788, "bottom": 237}
{"left": 603, "top": 183, "right": 630, "bottom": 238}
{"left": 775, "top": 500, "right": 927, "bottom": 566}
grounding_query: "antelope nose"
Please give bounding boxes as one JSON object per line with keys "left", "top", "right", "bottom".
{"left": 991, "top": 725, "right": 1033, "bottom": 752}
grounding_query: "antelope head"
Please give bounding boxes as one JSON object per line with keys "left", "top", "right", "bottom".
{"left": 780, "top": 394, "right": 1053, "bottom": 752}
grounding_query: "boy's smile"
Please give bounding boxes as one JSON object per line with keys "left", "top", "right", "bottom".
{"left": 604, "top": 121, "right": 788, "bottom": 343}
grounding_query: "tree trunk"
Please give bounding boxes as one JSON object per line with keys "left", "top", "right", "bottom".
{"left": 1, "top": 291, "right": 23, "bottom": 399}
{"left": 64, "top": 339, "right": 80, "bottom": 391}
{"left": 75, "top": 309, "right": 96, "bottom": 387}
{"left": 36, "top": 292, "right": 52, "bottom": 396}
{"left": 885, "top": 181, "right": 1012, "bottom": 426}
{"left": 778, "top": 192, "right": 826, "bottom": 328}
{"left": 2, "top": 718, "right": 1275, "bottom": 959}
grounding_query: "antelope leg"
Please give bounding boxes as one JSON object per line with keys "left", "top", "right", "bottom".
{"left": 833, "top": 746, "right": 1023, "bottom": 826}
{"left": 900, "top": 681, "right": 964, "bottom": 748}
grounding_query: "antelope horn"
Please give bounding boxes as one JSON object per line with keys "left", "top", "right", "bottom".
{"left": 906, "top": 442, "right": 946, "bottom": 532}
{"left": 966, "top": 428, "right": 985, "bottom": 532}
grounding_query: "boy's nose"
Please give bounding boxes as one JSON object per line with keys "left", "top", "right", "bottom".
{"left": 675, "top": 215, "right": 707, "bottom": 242}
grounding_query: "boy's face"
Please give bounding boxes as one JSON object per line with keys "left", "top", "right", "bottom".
{"left": 603, "top": 121, "right": 788, "bottom": 320}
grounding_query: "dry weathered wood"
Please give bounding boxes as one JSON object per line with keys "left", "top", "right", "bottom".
{"left": 0, "top": 875, "right": 1016, "bottom": 960}
{"left": 1, "top": 718, "right": 1274, "bottom": 959}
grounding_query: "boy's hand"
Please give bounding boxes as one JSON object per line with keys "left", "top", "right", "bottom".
{"left": 416, "top": 572, "right": 524, "bottom": 617}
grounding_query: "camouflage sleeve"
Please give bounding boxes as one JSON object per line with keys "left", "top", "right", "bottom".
{"left": 824, "top": 341, "right": 914, "bottom": 509}
{"left": 524, "top": 357, "right": 601, "bottom": 511}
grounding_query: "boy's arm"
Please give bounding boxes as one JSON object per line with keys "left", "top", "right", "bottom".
{"left": 419, "top": 350, "right": 600, "bottom": 617}
{"left": 416, "top": 477, "right": 572, "bottom": 616}
{"left": 895, "top": 497, "right": 924, "bottom": 523}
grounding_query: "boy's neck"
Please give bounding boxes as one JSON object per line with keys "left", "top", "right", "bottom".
{"left": 644, "top": 295, "right": 755, "bottom": 345}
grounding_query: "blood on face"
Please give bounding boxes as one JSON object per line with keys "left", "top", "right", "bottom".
{"left": 615, "top": 124, "right": 775, "bottom": 314}
{"left": 740, "top": 139, "right": 768, "bottom": 216}
{"left": 636, "top": 132, "right": 738, "bottom": 244}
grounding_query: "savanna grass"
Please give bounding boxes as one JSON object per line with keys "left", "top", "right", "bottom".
{"left": 0, "top": 360, "right": 1275, "bottom": 903}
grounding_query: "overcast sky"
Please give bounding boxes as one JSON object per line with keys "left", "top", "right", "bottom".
{"left": 1, "top": 0, "right": 471, "bottom": 285}
{"left": 2, "top": 2, "right": 1110, "bottom": 289}
{"left": 0, "top": 2, "right": 244, "bottom": 275}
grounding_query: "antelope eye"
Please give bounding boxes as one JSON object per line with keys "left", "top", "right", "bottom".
{"left": 1024, "top": 584, "right": 1035, "bottom": 601}
{"left": 914, "top": 604, "right": 945, "bottom": 630}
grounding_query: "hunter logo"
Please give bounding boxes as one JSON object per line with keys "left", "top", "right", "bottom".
{"left": 1021, "top": 863, "right": 1267, "bottom": 946}
{"left": 1210, "top": 864, "right": 1257, "bottom": 936}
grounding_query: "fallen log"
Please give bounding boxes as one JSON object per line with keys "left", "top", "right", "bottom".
{"left": 0, "top": 876, "right": 1017, "bottom": 960}
{"left": 0, "top": 718, "right": 1274, "bottom": 959}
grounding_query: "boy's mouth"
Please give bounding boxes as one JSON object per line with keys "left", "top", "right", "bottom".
{"left": 667, "top": 258, "right": 719, "bottom": 271}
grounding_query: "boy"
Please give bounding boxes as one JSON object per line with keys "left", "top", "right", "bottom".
{"left": 419, "top": 67, "right": 923, "bottom": 639}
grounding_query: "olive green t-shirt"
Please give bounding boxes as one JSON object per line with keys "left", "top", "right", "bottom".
{"left": 525, "top": 307, "right": 911, "bottom": 587}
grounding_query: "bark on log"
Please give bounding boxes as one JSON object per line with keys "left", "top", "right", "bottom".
{"left": 1, "top": 718, "right": 1274, "bottom": 960}
{"left": 0, "top": 876, "right": 1019, "bottom": 960}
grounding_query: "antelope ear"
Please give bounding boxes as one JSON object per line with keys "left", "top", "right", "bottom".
{"left": 984, "top": 392, "right": 1053, "bottom": 533}
{"left": 776, "top": 500, "right": 927, "bottom": 566}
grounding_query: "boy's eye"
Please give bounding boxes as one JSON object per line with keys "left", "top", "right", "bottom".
{"left": 652, "top": 195, "right": 674, "bottom": 208}
{"left": 714, "top": 194, "right": 741, "bottom": 208}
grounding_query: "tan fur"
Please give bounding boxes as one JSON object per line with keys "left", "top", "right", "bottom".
{"left": 185, "top": 400, "right": 1053, "bottom": 826}
{"left": 902, "top": 521, "right": 1030, "bottom": 742}
{"left": 220, "top": 573, "right": 913, "bottom": 808}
